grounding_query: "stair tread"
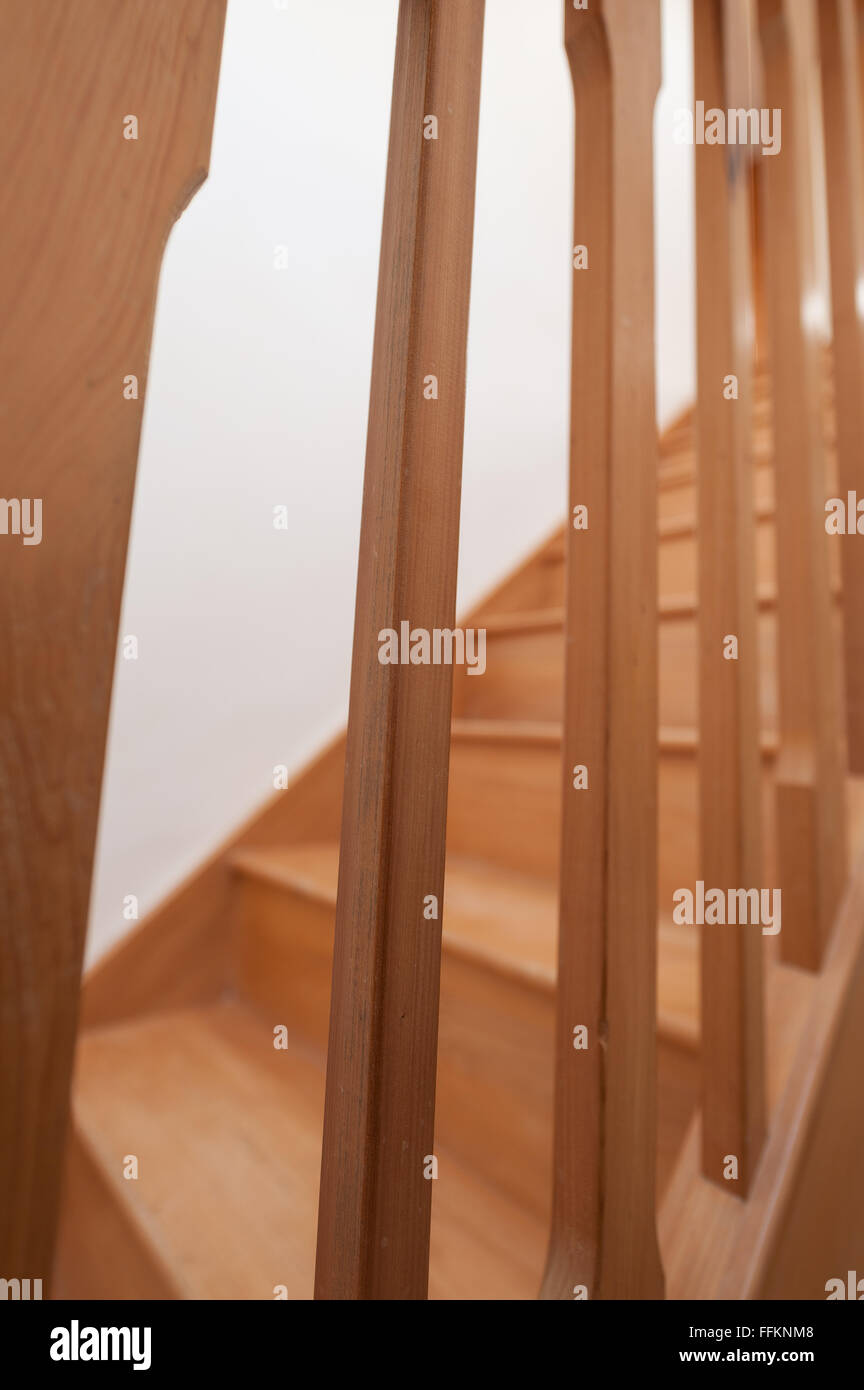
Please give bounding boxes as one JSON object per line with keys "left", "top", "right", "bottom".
{"left": 534, "top": 498, "right": 776, "bottom": 565}
{"left": 450, "top": 717, "right": 562, "bottom": 744}
{"left": 475, "top": 576, "right": 839, "bottom": 635}
{"left": 233, "top": 844, "right": 559, "bottom": 982}
{"left": 448, "top": 716, "right": 779, "bottom": 756}
{"left": 72, "top": 1000, "right": 546, "bottom": 1300}
{"left": 231, "top": 842, "right": 700, "bottom": 1045}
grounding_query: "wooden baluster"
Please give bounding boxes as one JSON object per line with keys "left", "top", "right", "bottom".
{"left": 314, "top": 0, "right": 484, "bottom": 1301}
{"left": 695, "top": 0, "right": 766, "bottom": 1193}
{"left": 0, "top": 0, "right": 226, "bottom": 1286}
{"left": 819, "top": 0, "right": 864, "bottom": 773}
{"left": 757, "top": 0, "right": 847, "bottom": 972}
{"left": 541, "top": 0, "right": 664, "bottom": 1301}
{"left": 752, "top": 165, "right": 768, "bottom": 364}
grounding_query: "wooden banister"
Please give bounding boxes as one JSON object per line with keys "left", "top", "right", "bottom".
{"left": 0, "top": 0, "right": 225, "bottom": 1288}
{"left": 819, "top": 0, "right": 864, "bottom": 774}
{"left": 694, "top": 0, "right": 766, "bottom": 1196}
{"left": 314, "top": 0, "right": 484, "bottom": 1301}
{"left": 757, "top": 0, "right": 847, "bottom": 972}
{"left": 541, "top": 0, "right": 664, "bottom": 1301}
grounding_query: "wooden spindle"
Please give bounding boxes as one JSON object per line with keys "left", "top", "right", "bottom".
{"left": 758, "top": 0, "right": 847, "bottom": 972}
{"left": 541, "top": 0, "right": 664, "bottom": 1302}
{"left": 314, "top": 0, "right": 484, "bottom": 1301}
{"left": 819, "top": 0, "right": 864, "bottom": 773}
{"left": 695, "top": 0, "right": 766, "bottom": 1193}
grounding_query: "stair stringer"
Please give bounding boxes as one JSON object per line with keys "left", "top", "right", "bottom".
{"left": 659, "top": 839, "right": 864, "bottom": 1299}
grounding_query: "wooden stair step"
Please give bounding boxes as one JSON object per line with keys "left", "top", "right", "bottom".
{"left": 230, "top": 845, "right": 562, "bottom": 1217}
{"left": 63, "top": 794, "right": 864, "bottom": 1304}
{"left": 230, "top": 842, "right": 702, "bottom": 1215}
{"left": 446, "top": 718, "right": 778, "bottom": 889}
{"left": 471, "top": 588, "right": 799, "bottom": 632}
{"left": 483, "top": 356, "right": 839, "bottom": 621}
{"left": 62, "top": 1001, "right": 547, "bottom": 1299}
{"left": 231, "top": 839, "right": 700, "bottom": 1029}
{"left": 475, "top": 470, "right": 777, "bottom": 618}
{"left": 449, "top": 716, "right": 779, "bottom": 748}
{"left": 478, "top": 581, "right": 789, "bottom": 628}
{"left": 232, "top": 841, "right": 559, "bottom": 985}
{"left": 456, "top": 597, "right": 789, "bottom": 727}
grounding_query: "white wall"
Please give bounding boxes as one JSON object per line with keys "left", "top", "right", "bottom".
{"left": 86, "top": 0, "right": 694, "bottom": 966}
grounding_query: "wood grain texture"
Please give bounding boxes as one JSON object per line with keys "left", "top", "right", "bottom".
{"left": 542, "top": 0, "right": 664, "bottom": 1301}
{"left": 52, "top": 1129, "right": 175, "bottom": 1301}
{"left": 56, "top": 827, "right": 864, "bottom": 1301}
{"left": 0, "top": 0, "right": 225, "bottom": 1287}
{"left": 230, "top": 841, "right": 700, "bottom": 1217}
{"left": 660, "top": 824, "right": 864, "bottom": 1299}
{"left": 456, "top": 595, "right": 787, "bottom": 729}
{"left": 757, "top": 878, "right": 864, "bottom": 1297}
{"left": 693, "top": 0, "right": 766, "bottom": 1196}
{"left": 59, "top": 1000, "right": 552, "bottom": 1301}
{"left": 314, "top": 0, "right": 485, "bottom": 1300}
{"left": 758, "top": 0, "right": 847, "bottom": 971}
{"left": 819, "top": 0, "right": 864, "bottom": 772}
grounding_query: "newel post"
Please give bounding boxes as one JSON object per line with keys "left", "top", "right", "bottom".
{"left": 0, "top": 0, "right": 226, "bottom": 1288}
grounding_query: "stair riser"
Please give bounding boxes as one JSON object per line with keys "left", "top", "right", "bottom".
{"left": 481, "top": 464, "right": 776, "bottom": 619}
{"left": 234, "top": 883, "right": 334, "bottom": 1051}
{"left": 660, "top": 515, "right": 775, "bottom": 599}
{"left": 446, "top": 737, "right": 777, "bottom": 898}
{"left": 231, "top": 876, "right": 699, "bottom": 1218}
{"left": 458, "top": 609, "right": 778, "bottom": 727}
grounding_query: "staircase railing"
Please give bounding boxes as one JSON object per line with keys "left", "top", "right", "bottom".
{"left": 314, "top": 0, "right": 862, "bottom": 1299}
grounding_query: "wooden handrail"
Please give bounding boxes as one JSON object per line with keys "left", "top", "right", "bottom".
{"left": 541, "top": 0, "right": 664, "bottom": 1301}
{"left": 819, "top": 0, "right": 864, "bottom": 775}
{"left": 314, "top": 0, "right": 484, "bottom": 1300}
{"left": 694, "top": 0, "right": 766, "bottom": 1195}
{"left": 757, "top": 0, "right": 847, "bottom": 972}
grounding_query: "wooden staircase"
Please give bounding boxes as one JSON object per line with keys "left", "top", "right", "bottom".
{"left": 53, "top": 359, "right": 864, "bottom": 1300}
{"left": 7, "top": 0, "right": 864, "bottom": 1306}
